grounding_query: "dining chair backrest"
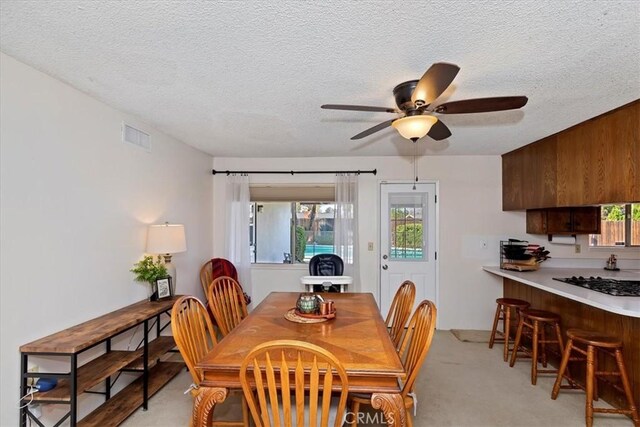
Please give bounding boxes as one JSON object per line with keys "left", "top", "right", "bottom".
{"left": 200, "top": 258, "right": 238, "bottom": 296}
{"left": 397, "top": 300, "right": 437, "bottom": 398}
{"left": 171, "top": 296, "right": 218, "bottom": 386}
{"left": 385, "top": 280, "right": 416, "bottom": 349}
{"left": 207, "top": 276, "right": 249, "bottom": 337}
{"left": 239, "top": 339, "right": 349, "bottom": 427}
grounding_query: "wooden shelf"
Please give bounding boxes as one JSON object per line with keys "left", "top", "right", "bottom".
{"left": 20, "top": 297, "right": 181, "bottom": 354}
{"left": 32, "top": 336, "right": 177, "bottom": 402}
{"left": 125, "top": 336, "right": 177, "bottom": 370}
{"left": 20, "top": 298, "right": 182, "bottom": 426}
{"left": 33, "top": 350, "right": 139, "bottom": 402}
{"left": 77, "top": 361, "right": 184, "bottom": 427}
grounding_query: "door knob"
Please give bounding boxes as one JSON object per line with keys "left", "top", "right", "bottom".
{"left": 382, "top": 265, "right": 388, "bottom": 270}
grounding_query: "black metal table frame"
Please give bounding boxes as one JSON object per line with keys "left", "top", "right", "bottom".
{"left": 20, "top": 310, "right": 172, "bottom": 427}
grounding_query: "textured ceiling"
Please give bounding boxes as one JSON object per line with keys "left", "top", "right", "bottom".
{"left": 1, "top": 1, "right": 639, "bottom": 157}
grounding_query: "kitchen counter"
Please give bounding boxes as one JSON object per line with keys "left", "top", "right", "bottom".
{"left": 482, "top": 266, "right": 640, "bottom": 318}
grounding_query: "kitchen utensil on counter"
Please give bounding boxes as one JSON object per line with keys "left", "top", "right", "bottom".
{"left": 604, "top": 254, "right": 619, "bottom": 271}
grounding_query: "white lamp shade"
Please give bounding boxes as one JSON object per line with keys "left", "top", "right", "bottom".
{"left": 146, "top": 223, "right": 187, "bottom": 254}
{"left": 391, "top": 115, "right": 438, "bottom": 140}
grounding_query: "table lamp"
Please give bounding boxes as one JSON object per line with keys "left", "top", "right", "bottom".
{"left": 146, "top": 222, "right": 186, "bottom": 294}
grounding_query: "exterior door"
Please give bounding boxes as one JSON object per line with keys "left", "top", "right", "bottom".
{"left": 379, "top": 182, "right": 437, "bottom": 316}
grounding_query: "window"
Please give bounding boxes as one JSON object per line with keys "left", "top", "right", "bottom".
{"left": 389, "top": 194, "right": 425, "bottom": 260}
{"left": 589, "top": 203, "right": 639, "bottom": 247}
{"left": 250, "top": 201, "right": 338, "bottom": 264}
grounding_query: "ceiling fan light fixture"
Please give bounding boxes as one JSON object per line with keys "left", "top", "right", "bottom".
{"left": 392, "top": 115, "right": 438, "bottom": 141}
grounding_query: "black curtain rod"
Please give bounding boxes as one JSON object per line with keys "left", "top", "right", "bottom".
{"left": 212, "top": 169, "right": 377, "bottom": 176}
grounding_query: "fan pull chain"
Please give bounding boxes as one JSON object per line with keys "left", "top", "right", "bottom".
{"left": 413, "top": 141, "right": 418, "bottom": 190}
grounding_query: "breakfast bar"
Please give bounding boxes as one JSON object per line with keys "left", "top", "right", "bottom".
{"left": 484, "top": 266, "right": 640, "bottom": 413}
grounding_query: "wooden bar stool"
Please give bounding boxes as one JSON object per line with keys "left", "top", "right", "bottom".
{"left": 551, "top": 329, "right": 640, "bottom": 427}
{"left": 509, "top": 308, "right": 565, "bottom": 385}
{"left": 489, "top": 298, "right": 530, "bottom": 361}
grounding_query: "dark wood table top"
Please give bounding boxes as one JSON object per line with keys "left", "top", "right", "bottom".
{"left": 20, "top": 296, "right": 180, "bottom": 354}
{"left": 197, "top": 292, "right": 405, "bottom": 393}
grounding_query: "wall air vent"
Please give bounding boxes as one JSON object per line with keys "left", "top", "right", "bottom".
{"left": 122, "top": 123, "right": 151, "bottom": 151}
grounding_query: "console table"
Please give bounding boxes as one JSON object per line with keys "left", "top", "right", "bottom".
{"left": 19, "top": 297, "right": 184, "bottom": 427}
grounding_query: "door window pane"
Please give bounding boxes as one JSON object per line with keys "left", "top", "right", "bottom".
{"left": 388, "top": 193, "right": 426, "bottom": 260}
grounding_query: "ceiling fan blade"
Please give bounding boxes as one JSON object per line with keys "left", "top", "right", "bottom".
{"left": 350, "top": 119, "right": 395, "bottom": 140}
{"left": 427, "top": 119, "right": 452, "bottom": 141}
{"left": 411, "top": 62, "right": 460, "bottom": 106}
{"left": 434, "top": 96, "right": 528, "bottom": 114}
{"left": 321, "top": 104, "right": 397, "bottom": 113}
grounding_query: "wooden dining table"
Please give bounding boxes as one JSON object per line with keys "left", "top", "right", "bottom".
{"left": 192, "top": 291, "right": 407, "bottom": 426}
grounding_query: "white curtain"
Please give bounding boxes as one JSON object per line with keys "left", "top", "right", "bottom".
{"left": 225, "top": 174, "right": 252, "bottom": 294}
{"left": 334, "top": 173, "right": 359, "bottom": 287}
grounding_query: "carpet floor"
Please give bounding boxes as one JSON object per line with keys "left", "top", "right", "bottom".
{"left": 121, "top": 330, "right": 631, "bottom": 426}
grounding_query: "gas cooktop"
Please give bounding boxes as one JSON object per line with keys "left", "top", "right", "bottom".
{"left": 553, "top": 276, "right": 640, "bottom": 297}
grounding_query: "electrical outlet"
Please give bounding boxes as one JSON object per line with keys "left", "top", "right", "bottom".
{"left": 368, "top": 242, "right": 374, "bottom": 251}
{"left": 575, "top": 244, "right": 581, "bottom": 254}
{"left": 27, "top": 363, "right": 38, "bottom": 386}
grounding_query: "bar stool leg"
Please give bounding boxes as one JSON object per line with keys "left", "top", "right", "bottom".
{"left": 585, "top": 345, "right": 595, "bottom": 427}
{"left": 592, "top": 350, "right": 598, "bottom": 402}
{"left": 613, "top": 349, "right": 640, "bottom": 426}
{"left": 503, "top": 306, "right": 512, "bottom": 362}
{"left": 488, "top": 303, "right": 502, "bottom": 349}
{"left": 509, "top": 316, "right": 525, "bottom": 367}
{"left": 553, "top": 323, "right": 572, "bottom": 384}
{"left": 531, "top": 320, "right": 539, "bottom": 385}
{"left": 540, "top": 325, "right": 548, "bottom": 368}
{"left": 552, "top": 339, "right": 573, "bottom": 399}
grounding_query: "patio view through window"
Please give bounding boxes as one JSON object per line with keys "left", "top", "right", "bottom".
{"left": 250, "top": 202, "right": 337, "bottom": 264}
{"left": 389, "top": 194, "right": 426, "bottom": 260}
{"left": 589, "top": 203, "right": 639, "bottom": 247}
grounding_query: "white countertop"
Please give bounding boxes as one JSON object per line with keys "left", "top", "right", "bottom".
{"left": 482, "top": 266, "right": 640, "bottom": 318}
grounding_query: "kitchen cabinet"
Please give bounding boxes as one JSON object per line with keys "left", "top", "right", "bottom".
{"left": 526, "top": 206, "right": 600, "bottom": 234}
{"left": 502, "top": 100, "right": 639, "bottom": 211}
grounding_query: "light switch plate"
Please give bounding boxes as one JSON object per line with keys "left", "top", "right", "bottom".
{"left": 368, "top": 242, "right": 374, "bottom": 251}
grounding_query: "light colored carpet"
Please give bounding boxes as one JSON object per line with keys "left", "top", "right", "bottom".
{"left": 122, "top": 330, "right": 630, "bottom": 427}
{"left": 450, "top": 329, "right": 492, "bottom": 343}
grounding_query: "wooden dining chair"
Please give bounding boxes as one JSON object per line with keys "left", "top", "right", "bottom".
{"left": 385, "top": 280, "right": 416, "bottom": 349}
{"left": 170, "top": 296, "right": 249, "bottom": 427}
{"left": 350, "top": 300, "right": 437, "bottom": 427}
{"left": 207, "top": 276, "right": 249, "bottom": 337}
{"left": 239, "top": 339, "right": 350, "bottom": 427}
{"left": 200, "top": 258, "right": 251, "bottom": 305}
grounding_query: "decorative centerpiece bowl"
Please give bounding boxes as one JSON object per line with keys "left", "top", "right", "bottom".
{"left": 296, "top": 293, "right": 319, "bottom": 314}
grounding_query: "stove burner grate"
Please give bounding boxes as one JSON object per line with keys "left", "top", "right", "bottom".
{"left": 553, "top": 276, "right": 640, "bottom": 297}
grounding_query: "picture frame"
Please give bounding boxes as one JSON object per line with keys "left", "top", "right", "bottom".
{"left": 155, "top": 277, "right": 172, "bottom": 300}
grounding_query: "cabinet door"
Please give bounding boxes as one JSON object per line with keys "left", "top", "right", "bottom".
{"left": 571, "top": 207, "right": 601, "bottom": 234}
{"left": 546, "top": 208, "right": 573, "bottom": 233}
{"left": 526, "top": 209, "right": 548, "bottom": 234}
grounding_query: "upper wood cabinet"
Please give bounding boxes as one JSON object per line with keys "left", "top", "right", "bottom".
{"left": 502, "top": 100, "right": 640, "bottom": 210}
{"left": 526, "top": 207, "right": 601, "bottom": 235}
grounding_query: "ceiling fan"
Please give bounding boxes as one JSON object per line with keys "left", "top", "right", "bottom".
{"left": 321, "top": 63, "right": 528, "bottom": 142}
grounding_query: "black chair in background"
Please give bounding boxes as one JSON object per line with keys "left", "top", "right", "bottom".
{"left": 309, "top": 254, "right": 344, "bottom": 293}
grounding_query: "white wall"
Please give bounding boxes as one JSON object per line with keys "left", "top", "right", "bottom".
{"left": 0, "top": 53, "right": 213, "bottom": 426}
{"left": 212, "top": 156, "right": 521, "bottom": 330}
